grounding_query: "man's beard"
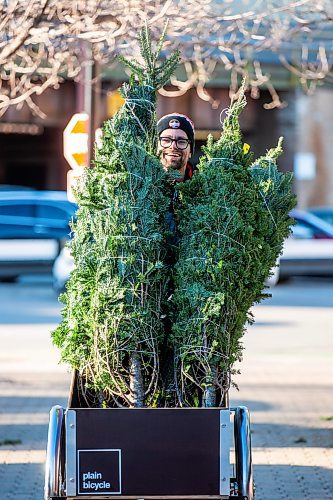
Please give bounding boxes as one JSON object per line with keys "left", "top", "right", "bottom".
{"left": 162, "top": 151, "right": 185, "bottom": 171}
{"left": 169, "top": 158, "right": 183, "bottom": 170}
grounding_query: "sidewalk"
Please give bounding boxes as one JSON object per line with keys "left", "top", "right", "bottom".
{"left": 0, "top": 322, "right": 70, "bottom": 499}
{"left": 0, "top": 279, "right": 333, "bottom": 499}
{"left": 230, "top": 298, "right": 333, "bottom": 499}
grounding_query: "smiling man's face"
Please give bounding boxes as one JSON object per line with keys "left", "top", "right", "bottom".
{"left": 157, "top": 128, "right": 191, "bottom": 181}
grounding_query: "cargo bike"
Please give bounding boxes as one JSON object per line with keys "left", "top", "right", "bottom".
{"left": 44, "top": 373, "right": 254, "bottom": 500}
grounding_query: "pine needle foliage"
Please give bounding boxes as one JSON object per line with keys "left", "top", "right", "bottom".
{"left": 52, "top": 26, "right": 179, "bottom": 408}
{"left": 171, "top": 84, "right": 296, "bottom": 407}
{"left": 250, "top": 137, "right": 296, "bottom": 253}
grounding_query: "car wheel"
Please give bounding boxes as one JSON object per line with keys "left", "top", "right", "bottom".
{"left": 0, "top": 276, "right": 18, "bottom": 283}
{"left": 52, "top": 279, "right": 66, "bottom": 295}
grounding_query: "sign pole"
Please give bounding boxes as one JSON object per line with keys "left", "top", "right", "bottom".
{"left": 75, "top": 41, "right": 101, "bottom": 167}
{"left": 89, "top": 59, "right": 101, "bottom": 166}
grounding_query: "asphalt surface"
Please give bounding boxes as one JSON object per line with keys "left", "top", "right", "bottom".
{"left": 0, "top": 275, "right": 332, "bottom": 499}
{"left": 230, "top": 277, "right": 333, "bottom": 499}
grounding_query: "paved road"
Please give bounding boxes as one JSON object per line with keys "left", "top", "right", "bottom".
{"left": 0, "top": 275, "right": 332, "bottom": 499}
{"left": 230, "top": 277, "right": 333, "bottom": 499}
{"left": 0, "top": 277, "right": 70, "bottom": 500}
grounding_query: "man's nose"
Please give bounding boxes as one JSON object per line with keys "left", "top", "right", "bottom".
{"left": 170, "top": 139, "right": 179, "bottom": 150}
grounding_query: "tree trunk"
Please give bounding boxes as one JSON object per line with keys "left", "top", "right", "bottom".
{"left": 130, "top": 352, "right": 144, "bottom": 407}
{"left": 202, "top": 365, "right": 217, "bottom": 407}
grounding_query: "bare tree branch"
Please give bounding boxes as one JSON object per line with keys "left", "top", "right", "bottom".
{"left": 1, "top": 0, "right": 333, "bottom": 116}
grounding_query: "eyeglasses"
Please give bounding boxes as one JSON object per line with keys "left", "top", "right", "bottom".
{"left": 159, "top": 136, "right": 191, "bottom": 150}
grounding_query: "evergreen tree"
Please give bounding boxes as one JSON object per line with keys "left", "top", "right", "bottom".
{"left": 250, "top": 136, "right": 296, "bottom": 254}
{"left": 52, "top": 25, "right": 179, "bottom": 408}
{"left": 53, "top": 27, "right": 295, "bottom": 410}
{"left": 171, "top": 84, "right": 296, "bottom": 407}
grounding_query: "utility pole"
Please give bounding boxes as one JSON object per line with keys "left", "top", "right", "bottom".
{"left": 76, "top": 41, "right": 101, "bottom": 167}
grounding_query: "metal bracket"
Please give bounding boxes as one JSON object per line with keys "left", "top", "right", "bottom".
{"left": 219, "top": 409, "right": 231, "bottom": 497}
{"left": 65, "top": 409, "right": 77, "bottom": 496}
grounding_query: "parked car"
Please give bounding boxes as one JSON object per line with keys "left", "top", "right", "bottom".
{"left": 265, "top": 257, "right": 280, "bottom": 287}
{"left": 53, "top": 208, "right": 333, "bottom": 292}
{"left": 274, "top": 208, "right": 333, "bottom": 282}
{"left": 0, "top": 185, "right": 36, "bottom": 191}
{"left": 0, "top": 190, "right": 77, "bottom": 280}
{"left": 308, "top": 206, "right": 333, "bottom": 227}
{"left": 52, "top": 245, "right": 74, "bottom": 293}
{"left": 53, "top": 247, "right": 283, "bottom": 294}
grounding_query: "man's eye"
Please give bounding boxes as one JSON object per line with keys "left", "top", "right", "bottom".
{"left": 177, "top": 140, "right": 187, "bottom": 147}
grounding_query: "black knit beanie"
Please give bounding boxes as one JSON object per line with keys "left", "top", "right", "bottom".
{"left": 157, "top": 113, "right": 195, "bottom": 153}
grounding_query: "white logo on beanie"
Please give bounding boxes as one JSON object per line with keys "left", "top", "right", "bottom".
{"left": 169, "top": 119, "right": 180, "bottom": 128}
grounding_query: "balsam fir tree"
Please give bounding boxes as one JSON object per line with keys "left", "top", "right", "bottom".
{"left": 250, "top": 136, "right": 296, "bottom": 251}
{"left": 52, "top": 25, "right": 179, "bottom": 408}
{"left": 171, "top": 84, "right": 296, "bottom": 407}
